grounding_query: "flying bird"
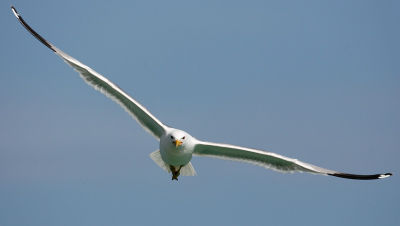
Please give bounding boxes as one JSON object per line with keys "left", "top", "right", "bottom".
{"left": 11, "top": 6, "right": 392, "bottom": 181}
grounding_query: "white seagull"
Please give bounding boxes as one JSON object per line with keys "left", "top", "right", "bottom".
{"left": 12, "top": 6, "right": 392, "bottom": 181}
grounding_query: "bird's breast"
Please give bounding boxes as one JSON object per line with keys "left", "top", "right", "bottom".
{"left": 159, "top": 145, "right": 192, "bottom": 167}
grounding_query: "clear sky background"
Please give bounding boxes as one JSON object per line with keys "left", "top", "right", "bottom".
{"left": 1, "top": 0, "right": 399, "bottom": 225}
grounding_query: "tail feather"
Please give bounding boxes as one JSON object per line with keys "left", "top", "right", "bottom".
{"left": 150, "top": 150, "right": 171, "bottom": 173}
{"left": 180, "top": 162, "right": 197, "bottom": 176}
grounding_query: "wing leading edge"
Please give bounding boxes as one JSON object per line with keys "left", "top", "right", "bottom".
{"left": 194, "top": 141, "right": 392, "bottom": 180}
{"left": 12, "top": 6, "right": 167, "bottom": 139}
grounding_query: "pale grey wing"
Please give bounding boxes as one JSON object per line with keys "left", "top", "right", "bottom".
{"left": 193, "top": 141, "right": 392, "bottom": 180}
{"left": 12, "top": 6, "right": 167, "bottom": 139}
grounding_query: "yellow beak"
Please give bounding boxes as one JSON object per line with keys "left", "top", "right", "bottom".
{"left": 174, "top": 140, "right": 183, "bottom": 147}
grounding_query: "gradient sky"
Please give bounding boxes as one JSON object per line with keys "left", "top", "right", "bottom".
{"left": 1, "top": 1, "right": 399, "bottom": 225}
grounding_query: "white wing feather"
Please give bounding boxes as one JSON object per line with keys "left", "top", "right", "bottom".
{"left": 194, "top": 141, "right": 334, "bottom": 174}
{"left": 12, "top": 6, "right": 167, "bottom": 139}
{"left": 193, "top": 141, "right": 392, "bottom": 180}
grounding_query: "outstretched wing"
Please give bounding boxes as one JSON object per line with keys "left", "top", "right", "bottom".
{"left": 193, "top": 141, "right": 392, "bottom": 180}
{"left": 12, "top": 6, "right": 167, "bottom": 139}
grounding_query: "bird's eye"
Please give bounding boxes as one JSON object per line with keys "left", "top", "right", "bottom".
{"left": 182, "top": 136, "right": 185, "bottom": 140}
{"left": 170, "top": 136, "right": 174, "bottom": 139}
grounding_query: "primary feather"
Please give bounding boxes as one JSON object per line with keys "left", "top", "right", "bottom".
{"left": 11, "top": 6, "right": 167, "bottom": 140}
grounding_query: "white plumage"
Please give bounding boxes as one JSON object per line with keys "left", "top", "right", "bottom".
{"left": 11, "top": 6, "right": 391, "bottom": 181}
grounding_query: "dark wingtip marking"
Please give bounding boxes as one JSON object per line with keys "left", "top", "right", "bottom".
{"left": 11, "top": 6, "right": 18, "bottom": 16}
{"left": 11, "top": 6, "right": 56, "bottom": 52}
{"left": 328, "top": 172, "right": 392, "bottom": 180}
{"left": 379, "top": 173, "right": 392, "bottom": 179}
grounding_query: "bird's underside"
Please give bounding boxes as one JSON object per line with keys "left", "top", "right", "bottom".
{"left": 170, "top": 165, "right": 182, "bottom": 181}
{"left": 11, "top": 6, "right": 392, "bottom": 182}
{"left": 150, "top": 150, "right": 196, "bottom": 180}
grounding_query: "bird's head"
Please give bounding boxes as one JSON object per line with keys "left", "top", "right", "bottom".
{"left": 168, "top": 130, "right": 188, "bottom": 149}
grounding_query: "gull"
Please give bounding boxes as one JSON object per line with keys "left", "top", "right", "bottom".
{"left": 11, "top": 6, "right": 392, "bottom": 181}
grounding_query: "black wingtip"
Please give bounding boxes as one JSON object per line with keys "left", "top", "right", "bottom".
{"left": 379, "top": 173, "right": 392, "bottom": 178}
{"left": 11, "top": 6, "right": 56, "bottom": 52}
{"left": 11, "top": 6, "right": 19, "bottom": 17}
{"left": 328, "top": 172, "right": 392, "bottom": 180}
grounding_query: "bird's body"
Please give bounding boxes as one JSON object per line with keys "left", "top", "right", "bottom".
{"left": 11, "top": 6, "right": 392, "bottom": 181}
{"left": 160, "top": 129, "right": 193, "bottom": 167}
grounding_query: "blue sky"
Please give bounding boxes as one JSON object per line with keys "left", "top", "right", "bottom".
{"left": 1, "top": 0, "right": 399, "bottom": 225}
